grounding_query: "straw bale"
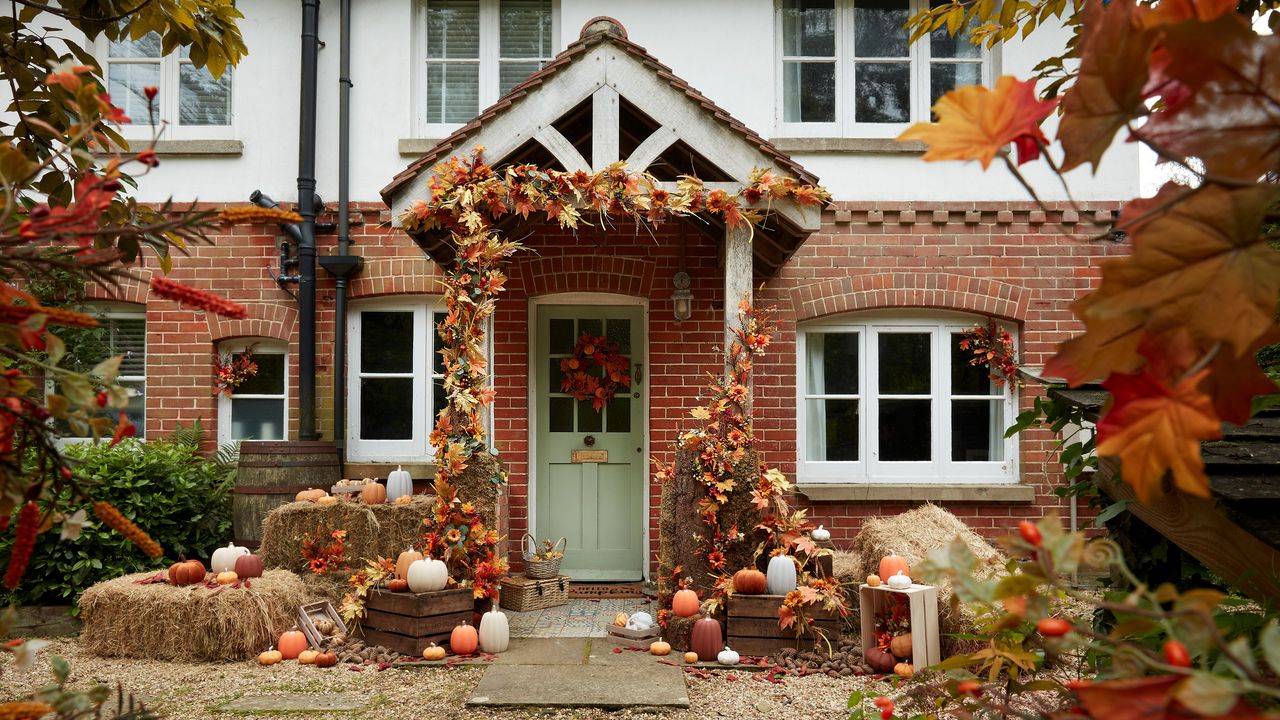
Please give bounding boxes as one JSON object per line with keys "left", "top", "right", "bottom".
{"left": 79, "top": 570, "right": 309, "bottom": 662}
{"left": 453, "top": 452, "right": 502, "bottom": 531}
{"left": 665, "top": 613, "right": 701, "bottom": 652}
{"left": 259, "top": 496, "right": 433, "bottom": 575}
{"left": 299, "top": 571, "right": 351, "bottom": 605}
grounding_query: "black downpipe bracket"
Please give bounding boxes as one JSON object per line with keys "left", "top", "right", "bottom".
{"left": 297, "top": 0, "right": 321, "bottom": 440}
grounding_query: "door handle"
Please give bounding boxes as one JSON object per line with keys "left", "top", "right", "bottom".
{"left": 584, "top": 435, "right": 596, "bottom": 447}
{"left": 633, "top": 362, "right": 643, "bottom": 384}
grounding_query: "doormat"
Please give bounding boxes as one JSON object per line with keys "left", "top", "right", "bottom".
{"left": 568, "top": 583, "right": 650, "bottom": 599}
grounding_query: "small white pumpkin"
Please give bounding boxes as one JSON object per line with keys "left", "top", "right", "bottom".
{"left": 717, "top": 646, "right": 740, "bottom": 666}
{"left": 406, "top": 558, "right": 448, "bottom": 593}
{"left": 887, "top": 570, "right": 913, "bottom": 590}
{"left": 387, "top": 465, "right": 413, "bottom": 502}
{"left": 478, "top": 607, "right": 509, "bottom": 653}
{"left": 210, "top": 542, "right": 250, "bottom": 574}
{"left": 811, "top": 525, "right": 831, "bottom": 543}
{"left": 766, "top": 554, "right": 797, "bottom": 595}
{"left": 626, "top": 612, "right": 655, "bottom": 631}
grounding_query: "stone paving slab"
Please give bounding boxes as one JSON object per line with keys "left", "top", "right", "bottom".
{"left": 220, "top": 692, "right": 368, "bottom": 713}
{"left": 466, "top": 663, "right": 689, "bottom": 709}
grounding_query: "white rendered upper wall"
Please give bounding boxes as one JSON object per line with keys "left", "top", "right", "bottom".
{"left": 96, "top": 0, "right": 1138, "bottom": 205}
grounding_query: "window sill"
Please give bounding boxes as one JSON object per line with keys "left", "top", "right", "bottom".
{"left": 399, "top": 138, "right": 444, "bottom": 156}
{"left": 795, "top": 482, "right": 1034, "bottom": 503}
{"left": 768, "top": 137, "right": 927, "bottom": 154}
{"left": 343, "top": 461, "right": 436, "bottom": 478}
{"left": 100, "top": 139, "right": 243, "bottom": 157}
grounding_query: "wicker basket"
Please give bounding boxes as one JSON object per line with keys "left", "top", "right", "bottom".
{"left": 499, "top": 575, "right": 571, "bottom": 612}
{"left": 522, "top": 534, "right": 566, "bottom": 580}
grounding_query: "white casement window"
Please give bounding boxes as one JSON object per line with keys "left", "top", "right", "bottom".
{"left": 415, "top": 0, "right": 557, "bottom": 134}
{"left": 98, "top": 32, "right": 233, "bottom": 139}
{"left": 797, "top": 312, "right": 1016, "bottom": 483}
{"left": 347, "top": 300, "right": 451, "bottom": 462}
{"left": 776, "top": 0, "right": 994, "bottom": 138}
{"left": 217, "top": 341, "right": 288, "bottom": 446}
{"left": 53, "top": 304, "right": 146, "bottom": 442}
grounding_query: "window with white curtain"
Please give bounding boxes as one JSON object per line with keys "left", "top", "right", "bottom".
{"left": 418, "top": 0, "right": 556, "bottom": 131}
{"left": 217, "top": 341, "right": 288, "bottom": 446}
{"left": 798, "top": 313, "right": 1016, "bottom": 483}
{"left": 98, "top": 32, "right": 233, "bottom": 138}
{"left": 777, "top": 0, "right": 993, "bottom": 137}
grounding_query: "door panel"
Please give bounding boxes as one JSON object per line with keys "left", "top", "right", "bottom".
{"left": 535, "top": 304, "right": 644, "bottom": 581}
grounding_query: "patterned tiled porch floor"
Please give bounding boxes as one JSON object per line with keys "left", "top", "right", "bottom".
{"left": 507, "top": 597, "right": 656, "bottom": 638}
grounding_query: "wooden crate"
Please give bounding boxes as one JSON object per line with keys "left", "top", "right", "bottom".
{"left": 858, "top": 583, "right": 941, "bottom": 668}
{"left": 357, "top": 588, "right": 472, "bottom": 656}
{"left": 727, "top": 594, "right": 842, "bottom": 657}
{"left": 297, "top": 601, "right": 346, "bottom": 649}
{"left": 605, "top": 624, "right": 660, "bottom": 648}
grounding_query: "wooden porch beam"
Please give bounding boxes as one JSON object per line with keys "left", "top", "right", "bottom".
{"left": 625, "top": 125, "right": 678, "bottom": 172}
{"left": 725, "top": 224, "right": 753, "bottom": 406}
{"left": 534, "top": 126, "right": 591, "bottom": 172}
{"left": 591, "top": 85, "right": 620, "bottom": 171}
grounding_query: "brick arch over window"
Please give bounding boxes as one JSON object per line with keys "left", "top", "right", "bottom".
{"left": 207, "top": 303, "right": 297, "bottom": 343}
{"left": 348, "top": 257, "right": 445, "bottom": 299}
{"left": 82, "top": 273, "right": 150, "bottom": 305}
{"left": 789, "top": 273, "right": 1030, "bottom": 323}
{"left": 514, "top": 255, "right": 656, "bottom": 297}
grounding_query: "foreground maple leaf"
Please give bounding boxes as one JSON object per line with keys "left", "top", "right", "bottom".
{"left": 1096, "top": 369, "right": 1221, "bottom": 502}
{"left": 898, "top": 76, "right": 1057, "bottom": 169}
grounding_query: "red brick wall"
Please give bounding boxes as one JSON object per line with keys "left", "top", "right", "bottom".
{"left": 92, "top": 200, "right": 1123, "bottom": 572}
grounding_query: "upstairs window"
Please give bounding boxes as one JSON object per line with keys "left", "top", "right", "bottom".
{"left": 777, "top": 0, "right": 992, "bottom": 137}
{"left": 100, "top": 32, "right": 233, "bottom": 138}
{"left": 418, "top": 0, "right": 555, "bottom": 131}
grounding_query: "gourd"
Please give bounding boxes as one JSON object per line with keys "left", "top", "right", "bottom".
{"left": 717, "top": 646, "right": 740, "bottom": 666}
{"left": 894, "top": 662, "right": 914, "bottom": 678}
{"left": 314, "top": 651, "right": 338, "bottom": 668}
{"left": 450, "top": 622, "right": 479, "bottom": 655}
{"left": 278, "top": 630, "right": 308, "bottom": 659}
{"left": 317, "top": 495, "right": 338, "bottom": 506}
{"left": 234, "top": 554, "right": 264, "bottom": 579}
{"left": 732, "top": 568, "right": 767, "bottom": 595}
{"left": 649, "top": 638, "right": 671, "bottom": 656}
{"left": 887, "top": 571, "right": 912, "bottom": 590}
{"left": 626, "top": 612, "right": 654, "bottom": 631}
{"left": 295, "top": 488, "right": 326, "bottom": 502}
{"left": 407, "top": 558, "right": 448, "bottom": 593}
{"left": 387, "top": 466, "right": 413, "bottom": 502}
{"left": 168, "top": 559, "right": 206, "bottom": 586}
{"left": 767, "top": 554, "right": 798, "bottom": 595}
{"left": 879, "top": 551, "right": 910, "bottom": 580}
{"left": 478, "top": 608, "right": 509, "bottom": 653}
{"left": 423, "top": 643, "right": 446, "bottom": 661}
{"left": 865, "top": 647, "right": 896, "bottom": 673}
{"left": 211, "top": 543, "right": 250, "bottom": 574}
{"left": 866, "top": 573, "right": 882, "bottom": 587}
{"left": 386, "top": 578, "right": 409, "bottom": 592}
{"left": 613, "top": 612, "right": 629, "bottom": 627}
{"left": 298, "top": 650, "right": 319, "bottom": 665}
{"left": 811, "top": 525, "right": 831, "bottom": 542}
{"left": 396, "top": 547, "right": 424, "bottom": 580}
{"left": 258, "top": 647, "right": 282, "bottom": 665}
{"left": 216, "top": 571, "right": 238, "bottom": 585}
{"left": 890, "top": 633, "right": 913, "bottom": 658}
{"left": 690, "top": 617, "right": 723, "bottom": 662}
{"left": 683, "top": 651, "right": 699, "bottom": 664}
{"left": 360, "top": 480, "right": 387, "bottom": 505}
{"left": 314, "top": 618, "right": 337, "bottom": 636}
{"left": 672, "top": 588, "right": 699, "bottom": 617}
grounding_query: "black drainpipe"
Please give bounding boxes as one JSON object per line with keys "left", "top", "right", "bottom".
{"left": 297, "top": 0, "right": 321, "bottom": 440}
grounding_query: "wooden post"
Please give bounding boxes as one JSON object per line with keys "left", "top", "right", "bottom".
{"left": 724, "top": 224, "right": 753, "bottom": 403}
{"left": 591, "top": 85, "right": 620, "bottom": 171}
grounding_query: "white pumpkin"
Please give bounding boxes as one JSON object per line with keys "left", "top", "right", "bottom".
{"left": 407, "top": 558, "right": 448, "bottom": 593}
{"left": 766, "top": 554, "right": 797, "bottom": 595}
{"left": 626, "top": 612, "right": 654, "bottom": 631}
{"left": 887, "top": 571, "right": 913, "bottom": 590}
{"left": 210, "top": 542, "right": 250, "bottom": 574}
{"left": 811, "top": 525, "right": 831, "bottom": 542}
{"left": 478, "top": 607, "right": 509, "bottom": 653}
{"left": 717, "top": 646, "right": 740, "bottom": 666}
{"left": 387, "top": 466, "right": 413, "bottom": 502}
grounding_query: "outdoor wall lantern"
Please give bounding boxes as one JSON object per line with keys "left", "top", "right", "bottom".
{"left": 672, "top": 271, "right": 693, "bottom": 322}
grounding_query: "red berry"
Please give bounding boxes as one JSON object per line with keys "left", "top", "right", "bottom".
{"left": 1036, "top": 617, "right": 1072, "bottom": 637}
{"left": 1163, "top": 640, "right": 1191, "bottom": 668}
{"left": 1018, "top": 520, "right": 1042, "bottom": 546}
{"left": 96, "top": 391, "right": 109, "bottom": 407}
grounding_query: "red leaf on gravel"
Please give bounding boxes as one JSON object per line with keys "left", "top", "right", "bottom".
{"left": 726, "top": 674, "right": 737, "bottom": 682}
{"left": 612, "top": 647, "right": 622, "bottom": 654}
{"left": 377, "top": 662, "right": 392, "bottom": 671}
{"left": 656, "top": 659, "right": 680, "bottom": 667}
{"left": 348, "top": 666, "right": 364, "bottom": 672}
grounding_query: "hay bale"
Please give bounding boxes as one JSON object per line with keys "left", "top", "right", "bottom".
{"left": 665, "top": 613, "right": 701, "bottom": 652}
{"left": 259, "top": 496, "right": 433, "bottom": 575}
{"left": 80, "top": 570, "right": 308, "bottom": 662}
{"left": 453, "top": 452, "right": 502, "bottom": 531}
{"left": 299, "top": 571, "right": 351, "bottom": 605}
{"left": 849, "top": 503, "right": 1006, "bottom": 649}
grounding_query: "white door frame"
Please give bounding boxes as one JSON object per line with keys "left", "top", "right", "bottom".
{"left": 526, "top": 293, "right": 651, "bottom": 581}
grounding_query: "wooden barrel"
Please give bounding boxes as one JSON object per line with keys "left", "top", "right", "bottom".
{"left": 233, "top": 441, "right": 341, "bottom": 547}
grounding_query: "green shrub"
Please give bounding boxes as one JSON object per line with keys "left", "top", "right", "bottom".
{"left": 0, "top": 438, "right": 233, "bottom": 607}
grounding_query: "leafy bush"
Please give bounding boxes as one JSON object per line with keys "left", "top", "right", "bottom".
{"left": 0, "top": 438, "right": 233, "bottom": 607}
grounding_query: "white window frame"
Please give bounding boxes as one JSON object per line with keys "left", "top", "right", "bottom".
{"left": 412, "top": 0, "right": 560, "bottom": 137}
{"left": 796, "top": 311, "right": 1017, "bottom": 484}
{"left": 216, "top": 340, "right": 288, "bottom": 447}
{"left": 94, "top": 36, "right": 234, "bottom": 141}
{"left": 52, "top": 303, "right": 146, "bottom": 445}
{"left": 774, "top": 0, "right": 997, "bottom": 138}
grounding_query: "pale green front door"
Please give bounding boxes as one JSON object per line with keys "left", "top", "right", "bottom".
{"left": 535, "top": 304, "right": 644, "bottom": 581}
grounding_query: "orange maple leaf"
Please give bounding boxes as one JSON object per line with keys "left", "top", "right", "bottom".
{"left": 778, "top": 605, "right": 796, "bottom": 631}
{"left": 898, "top": 76, "right": 1057, "bottom": 169}
{"left": 1096, "top": 369, "right": 1222, "bottom": 502}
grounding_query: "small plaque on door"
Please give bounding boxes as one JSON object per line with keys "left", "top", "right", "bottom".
{"left": 571, "top": 450, "right": 608, "bottom": 463}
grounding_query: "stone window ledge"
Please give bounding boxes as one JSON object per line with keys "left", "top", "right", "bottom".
{"left": 768, "top": 137, "right": 927, "bottom": 154}
{"left": 399, "top": 138, "right": 443, "bottom": 156}
{"left": 796, "top": 483, "right": 1035, "bottom": 503}
{"left": 343, "top": 462, "right": 436, "bottom": 479}
{"left": 99, "top": 139, "right": 243, "bottom": 157}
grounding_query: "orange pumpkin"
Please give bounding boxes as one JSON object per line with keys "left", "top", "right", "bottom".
{"left": 258, "top": 648, "right": 282, "bottom": 665}
{"left": 672, "top": 588, "right": 699, "bottom": 617}
{"left": 314, "top": 651, "right": 338, "bottom": 668}
{"left": 168, "top": 559, "right": 206, "bottom": 586}
{"left": 216, "top": 571, "right": 238, "bottom": 585}
{"left": 879, "top": 552, "right": 910, "bottom": 580}
{"left": 866, "top": 573, "right": 882, "bottom": 587}
{"left": 295, "top": 488, "right": 326, "bottom": 502}
{"left": 684, "top": 651, "right": 699, "bottom": 664}
{"left": 298, "top": 650, "right": 319, "bottom": 665}
{"left": 422, "top": 643, "right": 447, "bottom": 661}
{"left": 386, "top": 578, "right": 409, "bottom": 592}
{"left": 278, "top": 629, "right": 308, "bottom": 659}
{"left": 649, "top": 638, "right": 671, "bottom": 656}
{"left": 361, "top": 481, "right": 387, "bottom": 505}
{"left": 317, "top": 495, "right": 338, "bottom": 506}
{"left": 396, "top": 547, "right": 424, "bottom": 580}
{"left": 450, "top": 622, "right": 479, "bottom": 655}
{"left": 894, "top": 662, "right": 914, "bottom": 678}
{"left": 732, "top": 568, "right": 767, "bottom": 595}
